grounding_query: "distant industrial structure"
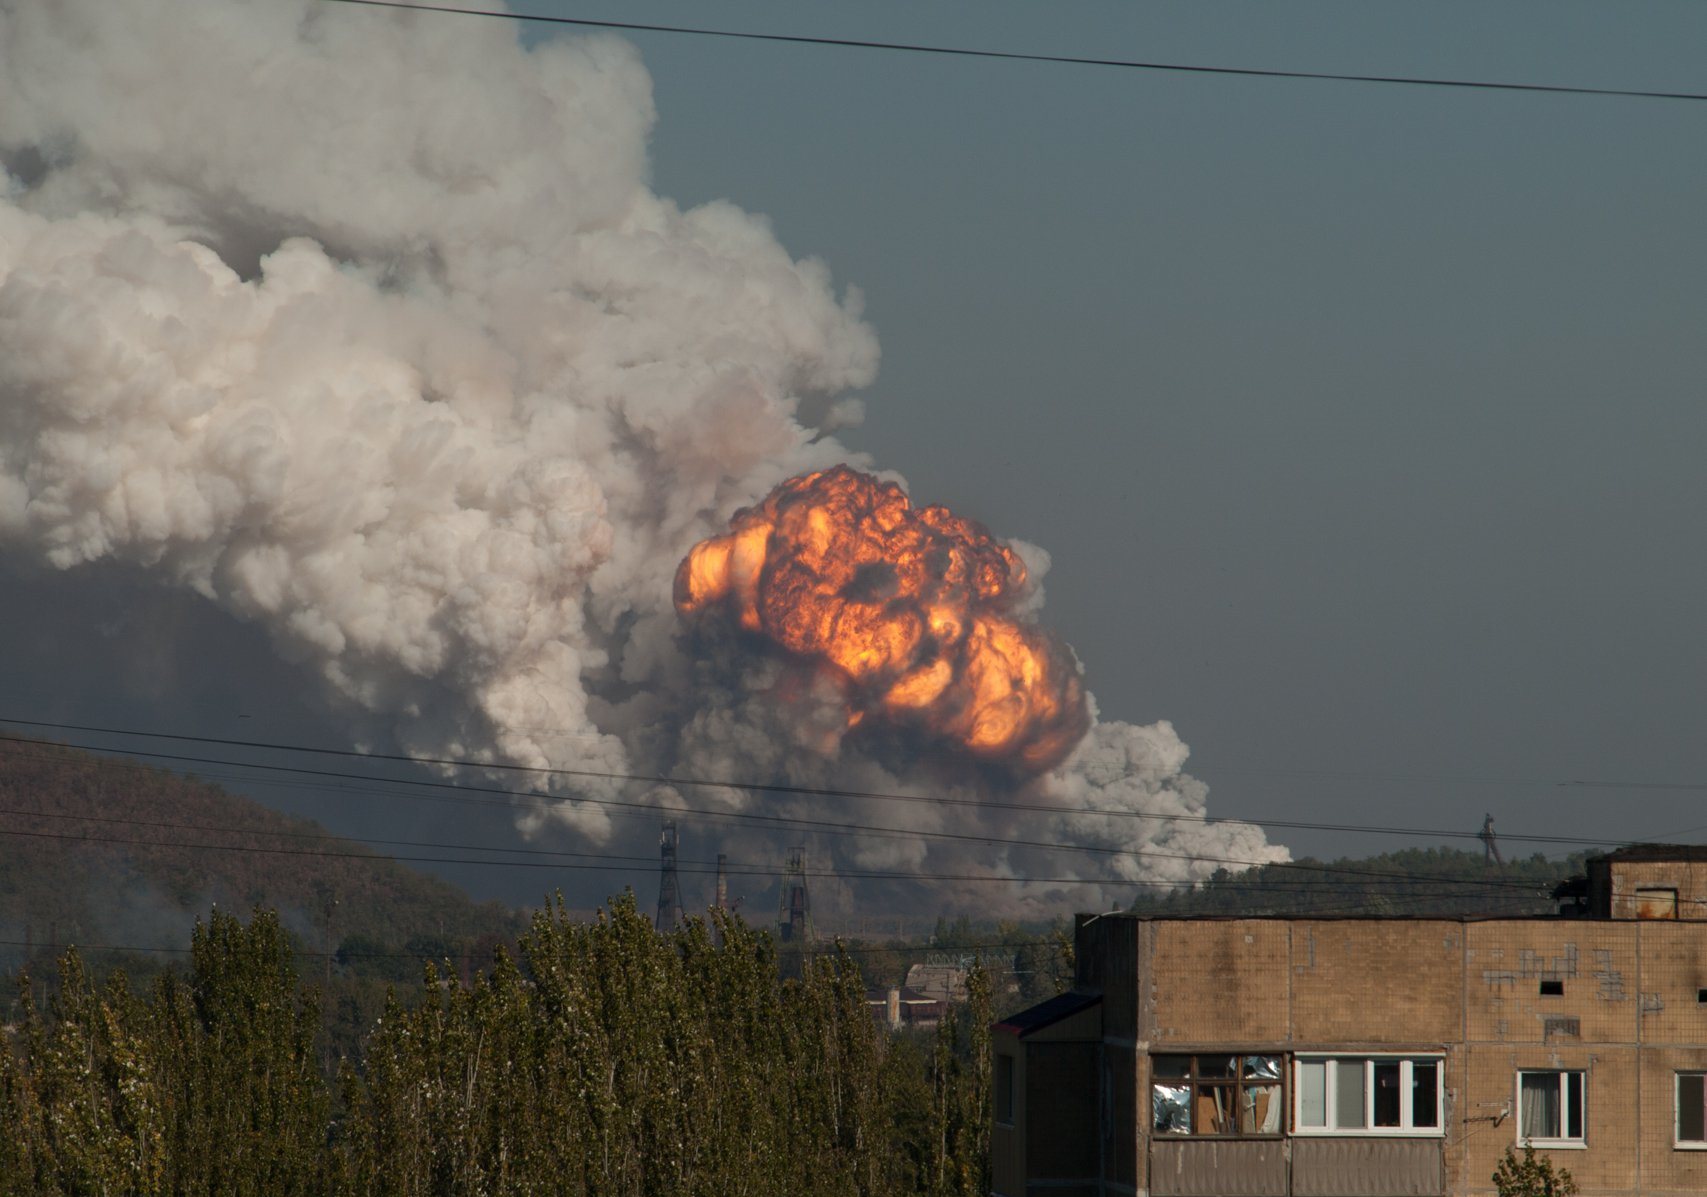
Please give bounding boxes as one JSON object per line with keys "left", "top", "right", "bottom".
{"left": 651, "top": 827, "right": 805, "bottom": 942}
{"left": 653, "top": 822, "right": 683, "bottom": 931}
{"left": 777, "top": 845, "right": 812, "bottom": 944}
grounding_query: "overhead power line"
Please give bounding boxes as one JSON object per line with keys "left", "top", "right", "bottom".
{"left": 1, "top": 818, "right": 1551, "bottom": 894}
{"left": 320, "top": 0, "right": 1707, "bottom": 104}
{"left": 0, "top": 717, "right": 1656, "bottom": 849}
{"left": 0, "top": 734, "right": 1579, "bottom": 895}
{"left": 0, "top": 811, "right": 1555, "bottom": 901}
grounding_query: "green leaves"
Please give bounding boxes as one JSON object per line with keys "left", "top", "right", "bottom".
{"left": 1493, "top": 1144, "right": 1579, "bottom": 1197}
{"left": 2, "top": 899, "right": 996, "bottom": 1196}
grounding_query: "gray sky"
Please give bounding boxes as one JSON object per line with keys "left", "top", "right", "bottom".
{"left": 540, "top": 0, "right": 1707, "bottom": 859}
{"left": 1, "top": 0, "right": 1703, "bottom": 915}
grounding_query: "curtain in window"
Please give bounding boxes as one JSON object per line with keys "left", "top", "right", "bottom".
{"left": 1522, "top": 1073, "right": 1559, "bottom": 1139}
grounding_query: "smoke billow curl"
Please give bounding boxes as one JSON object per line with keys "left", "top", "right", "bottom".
{"left": 0, "top": 0, "right": 1284, "bottom": 914}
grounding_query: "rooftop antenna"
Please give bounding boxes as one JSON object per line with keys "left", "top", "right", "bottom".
{"left": 655, "top": 821, "right": 684, "bottom": 931}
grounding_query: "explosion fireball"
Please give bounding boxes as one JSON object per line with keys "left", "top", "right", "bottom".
{"left": 675, "top": 466, "right": 1090, "bottom": 772}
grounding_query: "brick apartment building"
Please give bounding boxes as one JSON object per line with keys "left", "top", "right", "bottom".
{"left": 992, "top": 846, "right": 1707, "bottom": 1197}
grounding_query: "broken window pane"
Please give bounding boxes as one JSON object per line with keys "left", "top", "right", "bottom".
{"left": 1195, "top": 1084, "right": 1234, "bottom": 1134}
{"left": 1153, "top": 1084, "right": 1190, "bottom": 1134}
{"left": 1243, "top": 1055, "right": 1281, "bottom": 1081}
{"left": 1151, "top": 1055, "right": 1191, "bottom": 1079}
{"left": 1240, "top": 1083, "right": 1282, "bottom": 1133}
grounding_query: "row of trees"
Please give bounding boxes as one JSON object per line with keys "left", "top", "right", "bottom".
{"left": 0, "top": 897, "right": 992, "bottom": 1196}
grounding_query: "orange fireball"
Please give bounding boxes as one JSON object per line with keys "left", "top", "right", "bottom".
{"left": 675, "top": 466, "right": 1089, "bottom": 772}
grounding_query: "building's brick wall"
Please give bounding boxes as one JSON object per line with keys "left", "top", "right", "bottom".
{"left": 1089, "top": 914, "right": 1707, "bottom": 1195}
{"left": 1148, "top": 919, "right": 1290, "bottom": 1045}
{"left": 1634, "top": 922, "right": 1707, "bottom": 1044}
{"left": 1291, "top": 920, "right": 1463, "bottom": 1047}
{"left": 1637, "top": 1045, "right": 1707, "bottom": 1193}
{"left": 1456, "top": 1043, "right": 1635, "bottom": 1193}
{"left": 1465, "top": 921, "right": 1639, "bottom": 1046}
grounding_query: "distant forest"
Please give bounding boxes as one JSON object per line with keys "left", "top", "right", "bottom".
{"left": 1126, "top": 846, "right": 1598, "bottom": 919}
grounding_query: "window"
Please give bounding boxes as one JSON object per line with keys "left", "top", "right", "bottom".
{"left": 995, "top": 1054, "right": 1014, "bottom": 1125}
{"left": 1677, "top": 1073, "right": 1707, "bottom": 1147}
{"left": 1637, "top": 887, "right": 1679, "bottom": 919}
{"left": 1294, "top": 1056, "right": 1442, "bottom": 1135}
{"left": 1151, "top": 1055, "right": 1282, "bottom": 1136}
{"left": 1518, "top": 1071, "right": 1584, "bottom": 1147}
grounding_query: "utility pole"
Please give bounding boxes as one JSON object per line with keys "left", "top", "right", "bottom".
{"left": 655, "top": 822, "right": 683, "bottom": 931}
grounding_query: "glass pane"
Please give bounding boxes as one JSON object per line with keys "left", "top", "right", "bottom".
{"left": 1373, "top": 1060, "right": 1401, "bottom": 1127}
{"left": 1153, "top": 1083, "right": 1190, "bottom": 1134}
{"left": 1299, "top": 1059, "right": 1326, "bottom": 1127}
{"left": 1680, "top": 1074, "right": 1706, "bottom": 1143}
{"left": 1335, "top": 1058, "right": 1367, "bottom": 1130}
{"left": 1196, "top": 1056, "right": 1237, "bottom": 1079}
{"left": 1195, "top": 1084, "right": 1235, "bottom": 1134}
{"left": 1243, "top": 1055, "right": 1282, "bottom": 1080}
{"left": 1521, "top": 1072, "right": 1559, "bottom": 1139}
{"left": 1151, "top": 1055, "right": 1191, "bottom": 1079}
{"left": 1565, "top": 1072, "right": 1583, "bottom": 1140}
{"left": 1241, "top": 1083, "right": 1281, "bottom": 1133}
{"left": 1411, "top": 1061, "right": 1439, "bottom": 1129}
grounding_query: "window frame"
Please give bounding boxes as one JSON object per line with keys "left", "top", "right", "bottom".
{"left": 1515, "top": 1069, "right": 1586, "bottom": 1150}
{"left": 1292, "top": 1054, "right": 1445, "bottom": 1137}
{"left": 1150, "top": 1053, "right": 1285, "bottom": 1138}
{"left": 1676, "top": 1071, "right": 1707, "bottom": 1149}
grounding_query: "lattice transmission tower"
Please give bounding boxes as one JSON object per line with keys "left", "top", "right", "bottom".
{"left": 655, "top": 821, "right": 684, "bottom": 930}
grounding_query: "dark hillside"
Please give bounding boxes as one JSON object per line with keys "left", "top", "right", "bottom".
{"left": 0, "top": 737, "right": 525, "bottom": 978}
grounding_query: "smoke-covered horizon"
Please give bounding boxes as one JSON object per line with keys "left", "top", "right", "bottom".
{"left": 0, "top": 0, "right": 1285, "bottom": 916}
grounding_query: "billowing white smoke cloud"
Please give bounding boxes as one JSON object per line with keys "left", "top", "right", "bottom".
{"left": 0, "top": 0, "right": 1284, "bottom": 914}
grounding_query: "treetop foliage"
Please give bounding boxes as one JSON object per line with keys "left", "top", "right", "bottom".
{"left": 0, "top": 899, "right": 995, "bottom": 1196}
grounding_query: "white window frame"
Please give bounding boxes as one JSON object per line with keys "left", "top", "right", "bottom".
{"left": 1292, "top": 1055, "right": 1444, "bottom": 1137}
{"left": 1516, "top": 1070, "right": 1586, "bottom": 1150}
{"left": 1676, "top": 1072, "right": 1707, "bottom": 1149}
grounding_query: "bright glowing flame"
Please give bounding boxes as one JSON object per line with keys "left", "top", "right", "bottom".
{"left": 674, "top": 466, "right": 1089, "bottom": 771}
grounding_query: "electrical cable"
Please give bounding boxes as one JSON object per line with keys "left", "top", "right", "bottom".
{"left": 0, "top": 733, "right": 1584, "bottom": 892}
{"left": 317, "top": 0, "right": 1707, "bottom": 104}
{"left": 0, "top": 717, "right": 1646, "bottom": 849}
